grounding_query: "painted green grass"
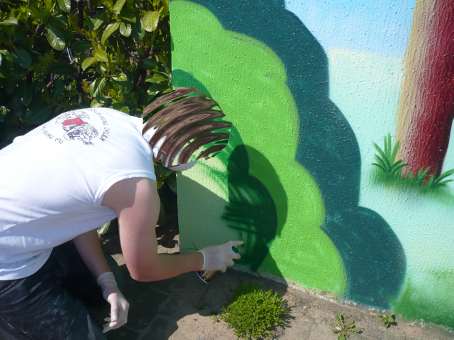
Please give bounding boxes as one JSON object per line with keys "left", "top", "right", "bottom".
{"left": 372, "top": 134, "right": 454, "bottom": 191}
{"left": 372, "top": 134, "right": 406, "bottom": 177}
{"left": 392, "top": 271, "right": 454, "bottom": 329}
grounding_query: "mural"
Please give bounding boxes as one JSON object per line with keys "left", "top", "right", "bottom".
{"left": 170, "top": 0, "right": 454, "bottom": 329}
{"left": 397, "top": 0, "right": 454, "bottom": 177}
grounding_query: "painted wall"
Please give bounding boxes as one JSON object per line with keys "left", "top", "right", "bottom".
{"left": 170, "top": 0, "right": 454, "bottom": 328}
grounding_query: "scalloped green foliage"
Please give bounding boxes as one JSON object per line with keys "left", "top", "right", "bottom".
{"left": 0, "top": 0, "right": 171, "bottom": 148}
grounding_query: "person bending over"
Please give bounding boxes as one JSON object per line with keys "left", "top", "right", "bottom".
{"left": 0, "top": 106, "right": 241, "bottom": 339}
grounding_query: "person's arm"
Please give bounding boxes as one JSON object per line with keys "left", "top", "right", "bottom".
{"left": 72, "top": 229, "right": 129, "bottom": 333}
{"left": 102, "top": 177, "right": 241, "bottom": 282}
{"left": 102, "top": 177, "right": 203, "bottom": 281}
{"left": 72, "top": 230, "right": 110, "bottom": 278}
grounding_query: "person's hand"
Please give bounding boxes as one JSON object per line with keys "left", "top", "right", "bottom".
{"left": 198, "top": 240, "right": 243, "bottom": 272}
{"left": 96, "top": 272, "right": 130, "bottom": 333}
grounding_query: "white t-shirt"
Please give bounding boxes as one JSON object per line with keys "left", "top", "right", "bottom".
{"left": 0, "top": 107, "right": 156, "bottom": 280}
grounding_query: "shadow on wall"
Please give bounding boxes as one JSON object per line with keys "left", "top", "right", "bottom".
{"left": 172, "top": 70, "right": 286, "bottom": 277}
{"left": 172, "top": 70, "right": 212, "bottom": 97}
{"left": 188, "top": 0, "right": 406, "bottom": 308}
{"left": 167, "top": 70, "right": 287, "bottom": 278}
{"left": 177, "top": 157, "right": 285, "bottom": 280}
{"left": 223, "top": 145, "right": 287, "bottom": 275}
{"left": 170, "top": 68, "right": 287, "bottom": 274}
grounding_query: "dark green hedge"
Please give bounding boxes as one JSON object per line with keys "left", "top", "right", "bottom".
{"left": 0, "top": 0, "right": 170, "bottom": 148}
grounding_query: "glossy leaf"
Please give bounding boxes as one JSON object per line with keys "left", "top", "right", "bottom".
{"left": 119, "top": 22, "right": 132, "bottom": 37}
{"left": 112, "top": 72, "right": 127, "bottom": 81}
{"left": 90, "top": 98, "right": 103, "bottom": 107}
{"left": 94, "top": 48, "right": 108, "bottom": 63}
{"left": 101, "top": 22, "right": 120, "bottom": 44}
{"left": 145, "top": 73, "right": 168, "bottom": 83}
{"left": 0, "top": 17, "right": 18, "bottom": 26}
{"left": 46, "top": 27, "right": 66, "bottom": 51}
{"left": 57, "top": 0, "right": 71, "bottom": 13}
{"left": 44, "top": 0, "right": 54, "bottom": 11}
{"left": 0, "top": 0, "right": 170, "bottom": 149}
{"left": 141, "top": 11, "right": 160, "bottom": 32}
{"left": 112, "top": 0, "right": 126, "bottom": 15}
{"left": 90, "top": 77, "right": 107, "bottom": 97}
{"left": 90, "top": 18, "right": 104, "bottom": 31}
{"left": 81, "top": 57, "right": 97, "bottom": 71}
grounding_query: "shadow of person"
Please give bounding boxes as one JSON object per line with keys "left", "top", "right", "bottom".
{"left": 175, "top": 165, "right": 287, "bottom": 282}
{"left": 223, "top": 145, "right": 287, "bottom": 277}
{"left": 103, "top": 266, "right": 289, "bottom": 340}
{"left": 184, "top": 0, "right": 406, "bottom": 308}
{"left": 171, "top": 71, "right": 287, "bottom": 279}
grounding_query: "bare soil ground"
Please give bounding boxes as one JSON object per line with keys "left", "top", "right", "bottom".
{"left": 94, "top": 220, "right": 454, "bottom": 340}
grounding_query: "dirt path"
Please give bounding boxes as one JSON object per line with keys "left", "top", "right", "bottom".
{"left": 93, "top": 231, "right": 454, "bottom": 340}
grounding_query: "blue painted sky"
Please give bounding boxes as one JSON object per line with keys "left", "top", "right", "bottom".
{"left": 285, "top": 0, "right": 416, "bottom": 57}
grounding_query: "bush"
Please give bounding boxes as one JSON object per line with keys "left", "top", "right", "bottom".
{"left": 0, "top": 0, "right": 171, "bottom": 147}
{"left": 220, "top": 283, "right": 290, "bottom": 339}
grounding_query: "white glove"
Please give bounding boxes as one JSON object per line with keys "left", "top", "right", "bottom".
{"left": 96, "top": 272, "right": 130, "bottom": 333}
{"left": 198, "top": 240, "right": 243, "bottom": 272}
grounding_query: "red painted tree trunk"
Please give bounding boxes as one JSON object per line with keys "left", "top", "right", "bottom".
{"left": 397, "top": 0, "right": 454, "bottom": 176}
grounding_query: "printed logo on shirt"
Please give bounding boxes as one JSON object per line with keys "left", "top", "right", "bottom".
{"left": 42, "top": 109, "right": 110, "bottom": 145}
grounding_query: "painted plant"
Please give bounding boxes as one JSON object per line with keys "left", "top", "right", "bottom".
{"left": 170, "top": 0, "right": 454, "bottom": 330}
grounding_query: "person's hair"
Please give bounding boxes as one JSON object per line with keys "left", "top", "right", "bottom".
{"left": 142, "top": 87, "right": 232, "bottom": 169}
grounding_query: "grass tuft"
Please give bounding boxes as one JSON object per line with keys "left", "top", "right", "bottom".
{"left": 373, "top": 134, "right": 407, "bottom": 176}
{"left": 372, "top": 134, "right": 454, "bottom": 190}
{"left": 220, "top": 283, "right": 290, "bottom": 339}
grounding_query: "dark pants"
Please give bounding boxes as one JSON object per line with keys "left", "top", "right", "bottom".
{"left": 0, "top": 242, "right": 107, "bottom": 340}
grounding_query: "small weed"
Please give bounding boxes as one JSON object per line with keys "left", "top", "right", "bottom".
{"left": 220, "top": 283, "right": 290, "bottom": 339}
{"left": 380, "top": 313, "right": 397, "bottom": 328}
{"left": 372, "top": 134, "right": 454, "bottom": 190}
{"left": 332, "top": 313, "right": 364, "bottom": 340}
